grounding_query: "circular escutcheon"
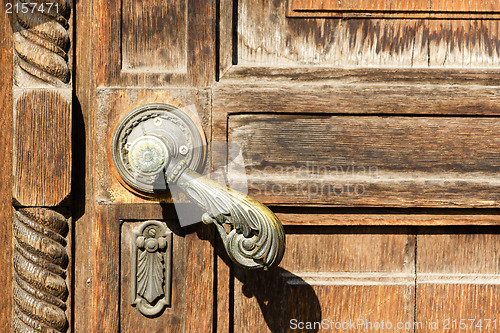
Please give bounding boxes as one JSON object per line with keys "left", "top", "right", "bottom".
{"left": 110, "top": 103, "right": 207, "bottom": 195}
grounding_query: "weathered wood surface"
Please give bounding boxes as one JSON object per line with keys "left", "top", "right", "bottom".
{"left": 227, "top": 114, "right": 500, "bottom": 207}
{"left": 13, "top": 0, "right": 72, "bottom": 87}
{"left": 13, "top": 90, "right": 72, "bottom": 207}
{"left": 214, "top": 67, "right": 500, "bottom": 120}
{"left": 10, "top": 2, "right": 73, "bottom": 332}
{"left": 288, "top": 0, "right": 500, "bottom": 18}
{"left": 0, "top": 7, "right": 13, "bottom": 332}
{"left": 122, "top": 0, "right": 187, "bottom": 72}
{"left": 73, "top": 0, "right": 93, "bottom": 329}
{"left": 233, "top": 226, "right": 415, "bottom": 332}
{"left": 275, "top": 211, "right": 500, "bottom": 226}
{"left": 95, "top": 0, "right": 215, "bottom": 87}
{"left": 120, "top": 221, "right": 186, "bottom": 331}
{"left": 416, "top": 227, "right": 500, "bottom": 332}
{"left": 239, "top": 0, "right": 500, "bottom": 67}
{"left": 219, "top": 0, "right": 234, "bottom": 77}
{"left": 89, "top": 0, "right": 217, "bottom": 331}
{"left": 90, "top": 204, "right": 214, "bottom": 332}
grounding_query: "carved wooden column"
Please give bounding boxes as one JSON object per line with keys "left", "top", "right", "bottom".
{"left": 11, "top": 1, "right": 72, "bottom": 332}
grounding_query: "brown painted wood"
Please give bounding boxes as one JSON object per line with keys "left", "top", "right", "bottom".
{"left": 13, "top": 90, "right": 72, "bottom": 206}
{"left": 0, "top": 7, "right": 13, "bottom": 332}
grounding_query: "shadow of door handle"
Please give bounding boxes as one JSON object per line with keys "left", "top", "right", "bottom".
{"left": 111, "top": 104, "right": 285, "bottom": 269}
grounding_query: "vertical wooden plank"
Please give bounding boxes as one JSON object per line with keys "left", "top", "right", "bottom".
{"left": 185, "top": 225, "right": 214, "bottom": 333}
{"left": 219, "top": 0, "right": 234, "bottom": 78}
{"left": 0, "top": 5, "right": 13, "bottom": 332}
{"left": 188, "top": 0, "right": 216, "bottom": 87}
{"left": 91, "top": 206, "right": 121, "bottom": 332}
{"left": 74, "top": 0, "right": 93, "bottom": 330}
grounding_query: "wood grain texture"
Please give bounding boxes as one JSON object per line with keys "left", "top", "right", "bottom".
{"left": 240, "top": 0, "right": 427, "bottom": 67}
{"left": 122, "top": 0, "right": 187, "bottom": 72}
{"left": 416, "top": 228, "right": 500, "bottom": 332}
{"left": 228, "top": 114, "right": 500, "bottom": 207}
{"left": 73, "top": 0, "right": 93, "bottom": 330}
{"left": 416, "top": 284, "right": 500, "bottom": 332}
{"left": 276, "top": 212, "right": 500, "bottom": 226}
{"left": 219, "top": 0, "right": 233, "bottom": 78}
{"left": 288, "top": 0, "right": 500, "bottom": 18}
{"left": 213, "top": 67, "right": 500, "bottom": 125}
{"left": 418, "top": 227, "right": 500, "bottom": 275}
{"left": 94, "top": 0, "right": 215, "bottom": 87}
{"left": 233, "top": 227, "right": 415, "bottom": 332}
{"left": 13, "top": 90, "right": 72, "bottom": 207}
{"left": 0, "top": 6, "right": 13, "bottom": 331}
{"left": 91, "top": 204, "right": 214, "bottom": 332}
{"left": 241, "top": 0, "right": 500, "bottom": 67}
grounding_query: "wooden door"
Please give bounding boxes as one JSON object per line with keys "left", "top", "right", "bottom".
{"left": 2, "top": 0, "right": 500, "bottom": 332}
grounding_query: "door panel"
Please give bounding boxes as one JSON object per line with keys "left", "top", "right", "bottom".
{"left": 233, "top": 227, "right": 416, "bottom": 333}
{"left": 214, "top": 2, "right": 500, "bottom": 333}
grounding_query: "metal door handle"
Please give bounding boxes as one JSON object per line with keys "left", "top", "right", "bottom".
{"left": 111, "top": 104, "right": 285, "bottom": 269}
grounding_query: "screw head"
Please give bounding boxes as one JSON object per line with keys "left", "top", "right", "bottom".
{"left": 153, "top": 117, "right": 163, "bottom": 126}
{"left": 179, "top": 145, "right": 189, "bottom": 155}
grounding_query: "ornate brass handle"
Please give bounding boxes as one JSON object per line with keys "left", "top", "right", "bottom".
{"left": 111, "top": 104, "right": 285, "bottom": 269}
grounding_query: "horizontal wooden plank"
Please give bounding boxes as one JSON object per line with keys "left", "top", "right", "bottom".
{"left": 292, "top": 0, "right": 500, "bottom": 12}
{"left": 276, "top": 212, "right": 500, "bottom": 225}
{"left": 280, "top": 227, "right": 415, "bottom": 272}
{"left": 228, "top": 114, "right": 500, "bottom": 207}
{"left": 214, "top": 68, "right": 500, "bottom": 117}
{"left": 418, "top": 227, "right": 500, "bottom": 274}
{"left": 233, "top": 226, "right": 415, "bottom": 332}
{"left": 288, "top": 0, "right": 500, "bottom": 18}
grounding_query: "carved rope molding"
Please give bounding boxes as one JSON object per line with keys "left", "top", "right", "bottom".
{"left": 13, "top": 208, "right": 69, "bottom": 333}
{"left": 13, "top": 0, "right": 71, "bottom": 86}
{"left": 11, "top": 1, "right": 72, "bottom": 332}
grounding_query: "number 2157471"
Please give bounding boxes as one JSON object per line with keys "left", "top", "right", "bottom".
{"left": 5, "top": 2, "right": 59, "bottom": 14}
